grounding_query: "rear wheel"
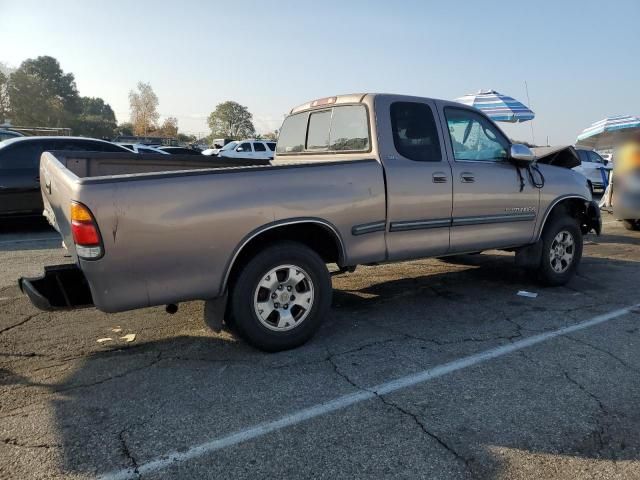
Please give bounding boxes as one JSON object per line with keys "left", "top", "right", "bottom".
{"left": 623, "top": 219, "right": 640, "bottom": 231}
{"left": 536, "top": 215, "right": 583, "bottom": 286}
{"left": 229, "top": 242, "right": 332, "bottom": 351}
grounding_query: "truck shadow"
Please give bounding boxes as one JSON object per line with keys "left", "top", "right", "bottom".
{"left": 9, "top": 254, "right": 640, "bottom": 478}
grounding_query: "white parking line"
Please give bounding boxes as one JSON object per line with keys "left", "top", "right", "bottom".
{"left": 99, "top": 303, "right": 640, "bottom": 480}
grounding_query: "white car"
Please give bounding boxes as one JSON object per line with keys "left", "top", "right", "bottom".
{"left": 217, "top": 140, "right": 276, "bottom": 160}
{"left": 116, "top": 143, "right": 169, "bottom": 154}
{"left": 574, "top": 148, "right": 612, "bottom": 193}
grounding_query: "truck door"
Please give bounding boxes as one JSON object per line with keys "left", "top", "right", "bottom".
{"left": 438, "top": 105, "right": 539, "bottom": 252}
{"left": 376, "top": 97, "right": 453, "bottom": 260}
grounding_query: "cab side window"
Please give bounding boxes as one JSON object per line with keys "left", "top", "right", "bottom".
{"left": 577, "top": 150, "right": 591, "bottom": 163}
{"left": 445, "top": 108, "right": 509, "bottom": 162}
{"left": 253, "top": 142, "right": 266, "bottom": 152}
{"left": 237, "top": 142, "right": 252, "bottom": 152}
{"left": 390, "top": 102, "right": 442, "bottom": 162}
{"left": 588, "top": 151, "right": 605, "bottom": 164}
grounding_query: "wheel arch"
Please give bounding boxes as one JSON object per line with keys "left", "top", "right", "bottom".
{"left": 535, "top": 195, "right": 592, "bottom": 242}
{"left": 220, "top": 218, "right": 346, "bottom": 295}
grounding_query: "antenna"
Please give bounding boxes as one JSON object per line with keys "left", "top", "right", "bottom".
{"left": 525, "top": 81, "right": 535, "bottom": 145}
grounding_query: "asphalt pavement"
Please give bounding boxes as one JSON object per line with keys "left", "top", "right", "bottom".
{"left": 1, "top": 213, "right": 639, "bottom": 479}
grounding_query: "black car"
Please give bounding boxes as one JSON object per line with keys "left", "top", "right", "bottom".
{"left": 156, "top": 146, "right": 203, "bottom": 155}
{"left": 0, "top": 136, "right": 130, "bottom": 217}
{"left": 0, "top": 129, "right": 24, "bottom": 142}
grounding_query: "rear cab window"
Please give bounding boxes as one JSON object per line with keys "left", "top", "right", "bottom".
{"left": 276, "top": 104, "right": 370, "bottom": 156}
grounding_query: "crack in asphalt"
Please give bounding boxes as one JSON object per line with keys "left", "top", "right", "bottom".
{"left": 118, "top": 429, "right": 141, "bottom": 480}
{"left": 326, "top": 354, "right": 475, "bottom": 478}
{"left": 562, "top": 370, "right": 612, "bottom": 459}
{"left": 516, "top": 348, "right": 615, "bottom": 461}
{"left": 0, "top": 313, "right": 42, "bottom": 335}
{"left": 565, "top": 335, "right": 640, "bottom": 375}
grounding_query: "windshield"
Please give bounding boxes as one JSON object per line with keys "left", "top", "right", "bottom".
{"left": 220, "top": 141, "right": 238, "bottom": 151}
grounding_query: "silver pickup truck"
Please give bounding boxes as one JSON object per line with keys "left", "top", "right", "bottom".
{"left": 20, "top": 93, "right": 601, "bottom": 351}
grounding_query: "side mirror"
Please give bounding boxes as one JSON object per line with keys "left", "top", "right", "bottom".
{"left": 236, "top": 147, "right": 244, "bottom": 152}
{"left": 509, "top": 144, "right": 536, "bottom": 166}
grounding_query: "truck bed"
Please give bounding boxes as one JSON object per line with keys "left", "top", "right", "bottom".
{"left": 53, "top": 151, "right": 270, "bottom": 179}
{"left": 39, "top": 151, "right": 387, "bottom": 312}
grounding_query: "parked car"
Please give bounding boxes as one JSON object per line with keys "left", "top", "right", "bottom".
{"left": 217, "top": 139, "right": 276, "bottom": 160}
{"left": 203, "top": 141, "right": 238, "bottom": 156}
{"left": 21, "top": 93, "right": 600, "bottom": 351}
{"left": 115, "top": 143, "right": 169, "bottom": 154}
{"left": 574, "top": 148, "right": 612, "bottom": 193}
{"left": 0, "top": 129, "right": 24, "bottom": 141}
{"left": 0, "top": 136, "right": 131, "bottom": 217}
{"left": 156, "top": 146, "right": 202, "bottom": 155}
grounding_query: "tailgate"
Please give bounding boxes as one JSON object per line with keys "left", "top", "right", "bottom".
{"left": 39, "top": 152, "right": 81, "bottom": 257}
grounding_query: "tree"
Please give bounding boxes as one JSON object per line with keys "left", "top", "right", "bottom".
{"left": 177, "top": 133, "right": 197, "bottom": 143}
{"left": 117, "top": 122, "right": 134, "bottom": 136}
{"left": 262, "top": 130, "right": 278, "bottom": 141}
{"left": 129, "top": 82, "right": 159, "bottom": 135}
{"left": 0, "top": 71, "right": 10, "bottom": 124}
{"left": 155, "top": 116, "right": 178, "bottom": 137}
{"left": 73, "top": 97, "right": 118, "bottom": 138}
{"left": 207, "top": 101, "right": 255, "bottom": 139}
{"left": 7, "top": 56, "right": 80, "bottom": 126}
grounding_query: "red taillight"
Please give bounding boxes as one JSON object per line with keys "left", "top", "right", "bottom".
{"left": 71, "top": 220, "right": 100, "bottom": 245}
{"left": 70, "top": 202, "right": 103, "bottom": 259}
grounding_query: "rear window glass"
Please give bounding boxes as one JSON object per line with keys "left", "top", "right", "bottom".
{"left": 390, "top": 102, "right": 442, "bottom": 162}
{"left": 306, "top": 110, "right": 331, "bottom": 150}
{"left": 276, "top": 105, "right": 369, "bottom": 155}
{"left": 277, "top": 113, "right": 308, "bottom": 153}
{"left": 330, "top": 106, "right": 369, "bottom": 151}
{"left": 253, "top": 142, "right": 266, "bottom": 152}
{"left": 266, "top": 142, "right": 276, "bottom": 151}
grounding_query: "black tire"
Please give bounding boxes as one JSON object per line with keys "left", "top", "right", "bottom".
{"left": 622, "top": 219, "right": 640, "bottom": 231}
{"left": 536, "top": 214, "right": 583, "bottom": 286}
{"left": 229, "top": 241, "right": 332, "bottom": 352}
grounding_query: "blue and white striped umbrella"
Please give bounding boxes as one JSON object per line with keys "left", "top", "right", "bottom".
{"left": 454, "top": 89, "right": 535, "bottom": 123}
{"left": 576, "top": 115, "right": 640, "bottom": 149}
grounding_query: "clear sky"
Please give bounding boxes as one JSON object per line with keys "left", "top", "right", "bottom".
{"left": 1, "top": 0, "right": 638, "bottom": 144}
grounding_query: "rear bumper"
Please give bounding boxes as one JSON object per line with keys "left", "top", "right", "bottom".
{"left": 19, "top": 264, "right": 94, "bottom": 311}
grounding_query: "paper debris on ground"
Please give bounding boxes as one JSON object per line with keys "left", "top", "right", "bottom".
{"left": 97, "top": 337, "right": 113, "bottom": 343}
{"left": 111, "top": 327, "right": 122, "bottom": 333}
{"left": 120, "top": 333, "right": 136, "bottom": 343}
{"left": 517, "top": 290, "right": 538, "bottom": 298}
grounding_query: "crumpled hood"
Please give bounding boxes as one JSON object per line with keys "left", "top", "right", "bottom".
{"left": 532, "top": 145, "right": 581, "bottom": 169}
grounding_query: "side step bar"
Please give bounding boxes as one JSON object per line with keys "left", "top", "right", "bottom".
{"left": 19, "top": 264, "right": 94, "bottom": 311}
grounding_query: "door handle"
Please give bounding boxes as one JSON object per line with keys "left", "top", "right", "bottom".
{"left": 460, "top": 172, "right": 475, "bottom": 183}
{"left": 432, "top": 172, "right": 448, "bottom": 183}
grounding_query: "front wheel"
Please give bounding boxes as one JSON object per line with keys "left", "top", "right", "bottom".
{"left": 229, "top": 242, "right": 332, "bottom": 351}
{"left": 623, "top": 219, "right": 640, "bottom": 231}
{"left": 536, "top": 215, "right": 583, "bottom": 286}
